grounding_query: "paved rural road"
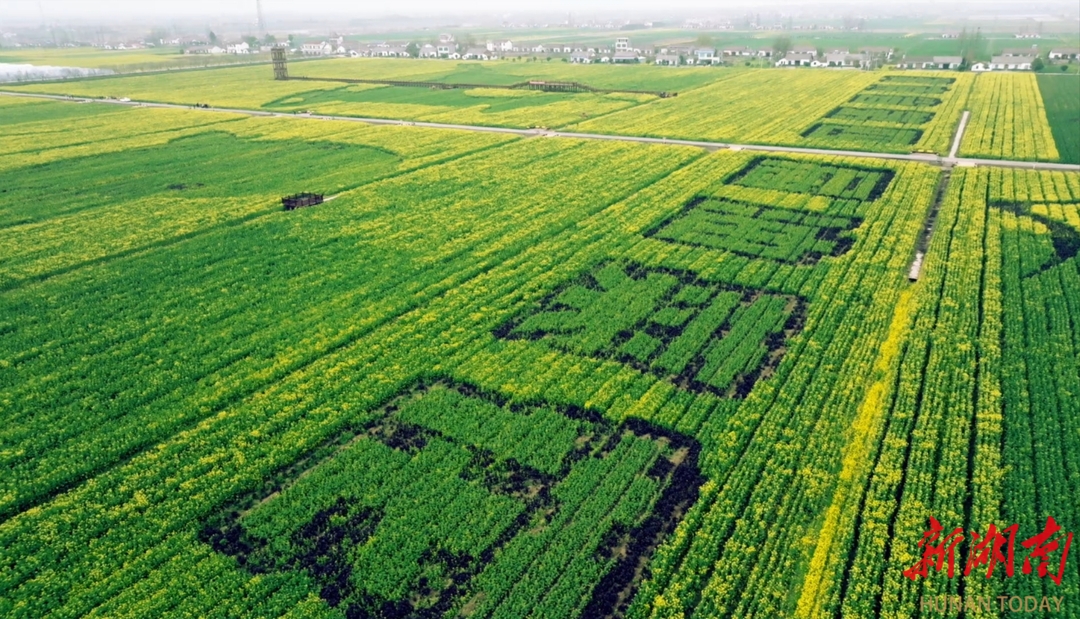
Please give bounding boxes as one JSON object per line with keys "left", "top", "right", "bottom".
{"left": 4, "top": 90, "right": 1079, "bottom": 172}
{"left": 947, "top": 110, "right": 970, "bottom": 160}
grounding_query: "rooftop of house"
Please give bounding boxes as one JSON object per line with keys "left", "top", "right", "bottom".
{"left": 991, "top": 55, "right": 1036, "bottom": 63}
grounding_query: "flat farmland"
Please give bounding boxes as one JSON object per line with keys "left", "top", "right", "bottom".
{"left": 0, "top": 46, "right": 269, "bottom": 73}
{"left": 2, "top": 57, "right": 1079, "bottom": 619}
{"left": 1037, "top": 74, "right": 1080, "bottom": 164}
{"left": 959, "top": 72, "right": 1060, "bottom": 161}
{"left": 13, "top": 59, "right": 1067, "bottom": 161}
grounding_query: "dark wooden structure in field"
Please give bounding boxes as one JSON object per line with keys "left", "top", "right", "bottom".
{"left": 272, "top": 47, "right": 288, "bottom": 80}
{"left": 282, "top": 193, "right": 323, "bottom": 210}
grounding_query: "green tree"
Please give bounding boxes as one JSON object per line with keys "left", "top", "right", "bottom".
{"left": 772, "top": 36, "right": 792, "bottom": 56}
{"left": 243, "top": 35, "right": 258, "bottom": 49}
{"left": 1032, "top": 56, "right": 1045, "bottom": 71}
{"left": 263, "top": 33, "right": 277, "bottom": 45}
{"left": 405, "top": 42, "right": 419, "bottom": 58}
{"left": 208, "top": 30, "right": 218, "bottom": 45}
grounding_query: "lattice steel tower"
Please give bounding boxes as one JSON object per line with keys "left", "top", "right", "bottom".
{"left": 271, "top": 47, "right": 288, "bottom": 80}
{"left": 256, "top": 0, "right": 266, "bottom": 33}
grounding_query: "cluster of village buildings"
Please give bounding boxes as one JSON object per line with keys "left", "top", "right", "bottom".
{"left": 181, "top": 34, "right": 1078, "bottom": 72}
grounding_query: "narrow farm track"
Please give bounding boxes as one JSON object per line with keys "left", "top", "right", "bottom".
{"left": 947, "top": 110, "right": 970, "bottom": 160}
{"left": 4, "top": 90, "right": 1079, "bottom": 172}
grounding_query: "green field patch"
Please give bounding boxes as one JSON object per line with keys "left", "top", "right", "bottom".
{"left": 418, "top": 60, "right": 724, "bottom": 92}
{"left": 825, "top": 106, "right": 934, "bottom": 126}
{"left": 0, "top": 130, "right": 400, "bottom": 227}
{"left": 994, "top": 200, "right": 1080, "bottom": 276}
{"left": 798, "top": 75, "right": 943, "bottom": 150}
{"left": 849, "top": 93, "right": 942, "bottom": 108}
{"left": 646, "top": 196, "right": 863, "bottom": 264}
{"left": 0, "top": 98, "right": 132, "bottom": 127}
{"left": 201, "top": 380, "right": 703, "bottom": 619}
{"left": 262, "top": 83, "right": 576, "bottom": 114}
{"left": 498, "top": 262, "right": 804, "bottom": 397}
{"left": 1036, "top": 74, "right": 1080, "bottom": 164}
{"left": 801, "top": 121, "right": 924, "bottom": 147}
{"left": 880, "top": 75, "right": 956, "bottom": 86}
{"left": 726, "top": 156, "right": 895, "bottom": 202}
{"left": 865, "top": 82, "right": 950, "bottom": 95}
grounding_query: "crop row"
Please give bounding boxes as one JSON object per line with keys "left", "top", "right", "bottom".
{"left": 728, "top": 157, "right": 894, "bottom": 202}
{"left": 572, "top": 69, "right": 878, "bottom": 145}
{"left": 625, "top": 162, "right": 939, "bottom": 618}
{"left": 648, "top": 197, "right": 861, "bottom": 264}
{"left": 866, "top": 82, "right": 951, "bottom": 95}
{"left": 959, "top": 72, "right": 1060, "bottom": 162}
{"left": 826, "top": 106, "right": 935, "bottom": 126}
{"left": 0, "top": 104, "right": 730, "bottom": 619}
{"left": 200, "top": 382, "right": 692, "bottom": 618}
{"left": 501, "top": 261, "right": 800, "bottom": 398}
{"left": 800, "top": 72, "right": 978, "bottom": 156}
{"left": 5, "top": 97, "right": 1038, "bottom": 619}
{"left": 799, "top": 167, "right": 1080, "bottom": 618}
{"left": 0, "top": 131, "right": 697, "bottom": 522}
{"left": 802, "top": 122, "right": 923, "bottom": 148}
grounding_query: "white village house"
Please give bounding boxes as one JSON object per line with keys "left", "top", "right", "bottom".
{"left": 990, "top": 55, "right": 1035, "bottom": 70}
{"left": 1048, "top": 48, "right": 1079, "bottom": 60}
{"left": 1000, "top": 47, "right": 1038, "bottom": 58}
{"left": 437, "top": 42, "right": 458, "bottom": 58}
{"left": 462, "top": 48, "right": 490, "bottom": 60}
{"left": 300, "top": 41, "right": 333, "bottom": 55}
{"left": 776, "top": 52, "right": 814, "bottom": 66}
{"left": 654, "top": 53, "right": 680, "bottom": 66}
{"left": 721, "top": 46, "right": 755, "bottom": 57}
{"left": 691, "top": 48, "right": 720, "bottom": 64}
{"left": 817, "top": 52, "right": 867, "bottom": 67}
{"left": 184, "top": 45, "right": 225, "bottom": 55}
{"left": 895, "top": 56, "right": 927, "bottom": 69}
{"left": 932, "top": 56, "right": 963, "bottom": 69}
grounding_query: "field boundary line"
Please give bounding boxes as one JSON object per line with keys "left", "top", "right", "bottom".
{"left": 3, "top": 90, "right": 1079, "bottom": 172}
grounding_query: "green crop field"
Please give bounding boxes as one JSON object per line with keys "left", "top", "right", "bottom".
{"left": 0, "top": 46, "right": 268, "bottom": 73}
{"left": 11, "top": 58, "right": 1075, "bottom": 161}
{"left": 1, "top": 48, "right": 1079, "bottom": 619}
{"left": 1037, "top": 75, "right": 1080, "bottom": 165}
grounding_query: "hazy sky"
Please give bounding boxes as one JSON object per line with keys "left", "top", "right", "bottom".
{"left": 4, "top": 0, "right": 1076, "bottom": 23}
{"left": 4, "top": 0, "right": 750, "bottom": 19}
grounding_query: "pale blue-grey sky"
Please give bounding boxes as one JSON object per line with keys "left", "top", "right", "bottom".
{"left": 5, "top": 0, "right": 762, "bottom": 19}
{"left": 4, "top": 0, "right": 1075, "bottom": 24}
